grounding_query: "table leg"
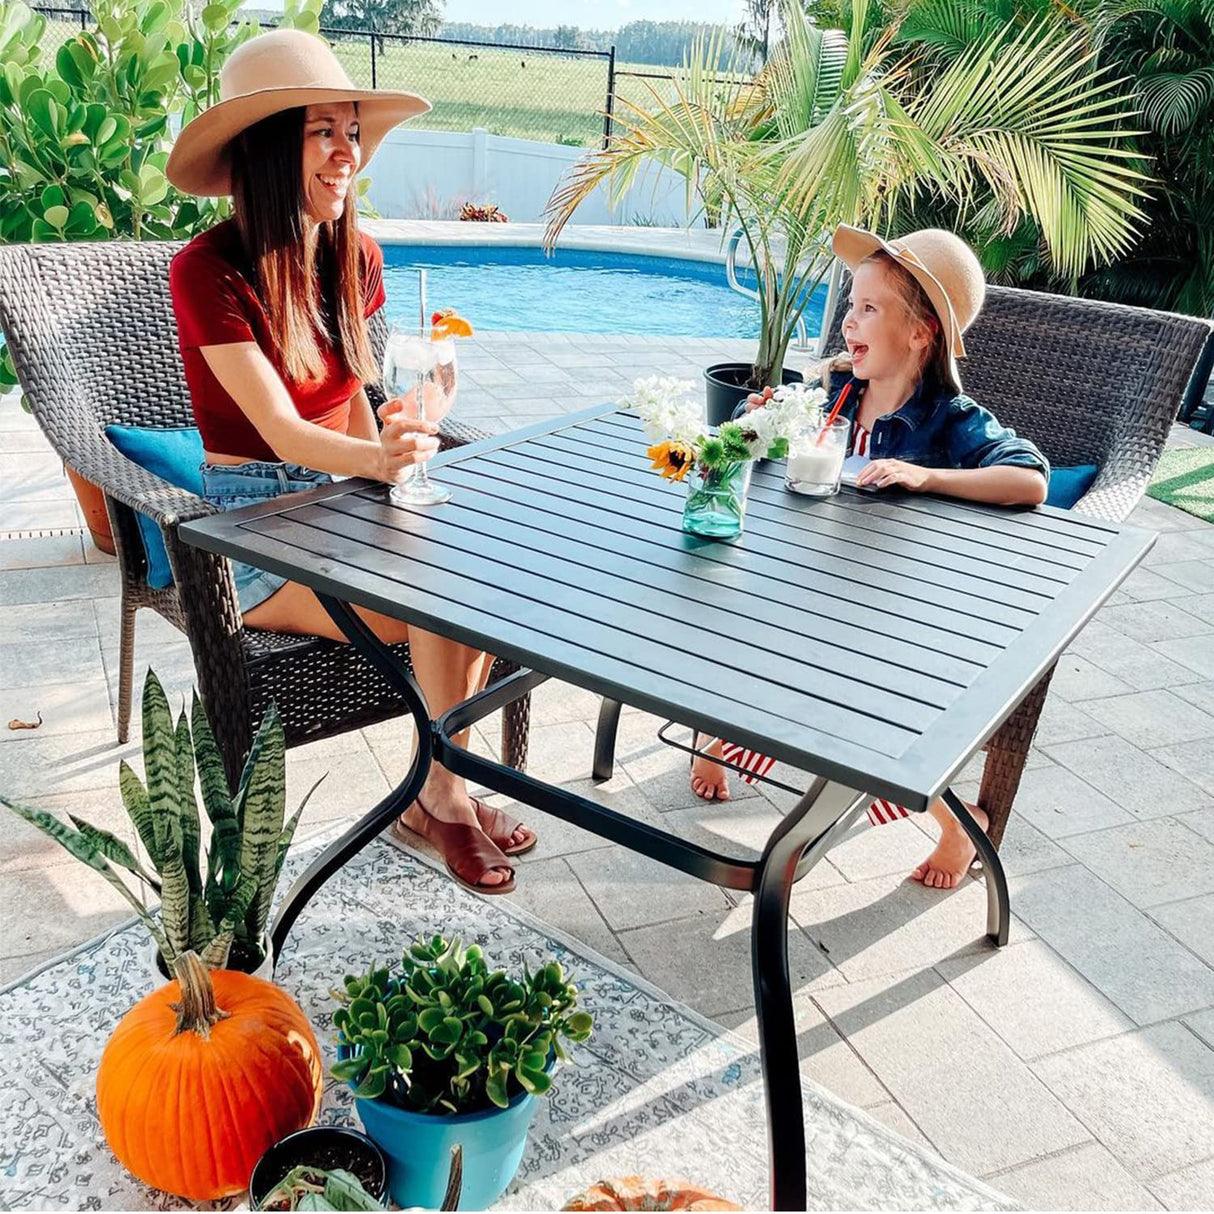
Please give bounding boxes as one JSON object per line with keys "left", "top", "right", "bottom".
{"left": 942, "top": 788, "right": 1010, "bottom": 947}
{"left": 592, "top": 697, "right": 622, "bottom": 782}
{"left": 269, "top": 594, "right": 434, "bottom": 956}
{"left": 753, "top": 778, "right": 866, "bottom": 1211}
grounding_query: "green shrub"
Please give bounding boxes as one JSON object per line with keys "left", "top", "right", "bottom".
{"left": 0, "top": 0, "right": 326, "bottom": 390}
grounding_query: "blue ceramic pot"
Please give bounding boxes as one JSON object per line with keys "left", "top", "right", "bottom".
{"left": 353, "top": 1085, "right": 539, "bottom": 1210}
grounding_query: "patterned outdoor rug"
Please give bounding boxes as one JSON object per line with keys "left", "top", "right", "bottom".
{"left": 1148, "top": 446, "right": 1214, "bottom": 523}
{"left": 0, "top": 826, "right": 1013, "bottom": 1211}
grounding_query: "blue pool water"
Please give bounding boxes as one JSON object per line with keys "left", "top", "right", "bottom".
{"left": 380, "top": 244, "right": 826, "bottom": 339}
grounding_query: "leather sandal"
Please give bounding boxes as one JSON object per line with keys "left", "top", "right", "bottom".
{"left": 471, "top": 798, "right": 537, "bottom": 857}
{"left": 394, "top": 803, "right": 516, "bottom": 896}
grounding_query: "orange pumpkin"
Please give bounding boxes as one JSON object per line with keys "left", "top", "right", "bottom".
{"left": 96, "top": 951, "right": 323, "bottom": 1200}
{"left": 563, "top": 1177, "right": 742, "bottom": 1211}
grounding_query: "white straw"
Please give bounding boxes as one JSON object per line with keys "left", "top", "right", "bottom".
{"left": 418, "top": 268, "right": 427, "bottom": 338}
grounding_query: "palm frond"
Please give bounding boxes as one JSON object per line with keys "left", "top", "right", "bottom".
{"left": 909, "top": 17, "right": 1152, "bottom": 276}
{"left": 1138, "top": 66, "right": 1214, "bottom": 132}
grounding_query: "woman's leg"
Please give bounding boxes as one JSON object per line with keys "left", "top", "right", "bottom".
{"left": 244, "top": 581, "right": 517, "bottom": 884}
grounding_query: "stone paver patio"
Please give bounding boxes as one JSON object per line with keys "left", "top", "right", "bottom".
{"left": 3, "top": 325, "right": 1214, "bottom": 1210}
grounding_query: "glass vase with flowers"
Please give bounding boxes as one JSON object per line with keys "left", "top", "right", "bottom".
{"left": 622, "top": 376, "right": 829, "bottom": 539}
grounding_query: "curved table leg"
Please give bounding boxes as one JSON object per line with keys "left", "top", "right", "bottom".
{"left": 942, "top": 787, "right": 1010, "bottom": 947}
{"left": 753, "top": 778, "right": 866, "bottom": 1211}
{"left": 593, "top": 697, "right": 623, "bottom": 783}
{"left": 270, "top": 594, "right": 434, "bottom": 956}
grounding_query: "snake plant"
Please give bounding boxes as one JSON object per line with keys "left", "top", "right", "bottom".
{"left": 1, "top": 669, "right": 321, "bottom": 971}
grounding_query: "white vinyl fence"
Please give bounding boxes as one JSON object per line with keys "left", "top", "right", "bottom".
{"left": 365, "top": 127, "right": 700, "bottom": 227}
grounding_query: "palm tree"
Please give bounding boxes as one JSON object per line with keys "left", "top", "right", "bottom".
{"left": 544, "top": 0, "right": 1150, "bottom": 388}
{"left": 888, "top": 0, "right": 1213, "bottom": 315}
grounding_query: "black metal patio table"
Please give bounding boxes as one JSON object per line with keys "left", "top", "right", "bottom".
{"left": 180, "top": 404, "right": 1154, "bottom": 1210}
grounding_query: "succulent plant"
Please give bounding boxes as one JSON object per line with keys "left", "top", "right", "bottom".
{"left": 331, "top": 936, "right": 593, "bottom": 1114}
{"left": 1, "top": 668, "right": 321, "bottom": 971}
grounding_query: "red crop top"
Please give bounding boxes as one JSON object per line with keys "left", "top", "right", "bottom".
{"left": 169, "top": 219, "right": 386, "bottom": 461}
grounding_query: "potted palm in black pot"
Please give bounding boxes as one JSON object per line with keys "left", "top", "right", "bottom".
{"left": 543, "top": 0, "right": 1147, "bottom": 424}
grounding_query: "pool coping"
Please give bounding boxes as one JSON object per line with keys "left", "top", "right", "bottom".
{"left": 363, "top": 219, "right": 736, "bottom": 265}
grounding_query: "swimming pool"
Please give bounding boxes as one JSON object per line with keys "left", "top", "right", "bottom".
{"left": 380, "top": 244, "right": 827, "bottom": 340}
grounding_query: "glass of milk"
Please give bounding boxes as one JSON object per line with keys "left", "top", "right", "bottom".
{"left": 785, "top": 417, "right": 851, "bottom": 497}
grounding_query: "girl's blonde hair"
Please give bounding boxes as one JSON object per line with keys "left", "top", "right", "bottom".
{"left": 820, "top": 251, "right": 959, "bottom": 393}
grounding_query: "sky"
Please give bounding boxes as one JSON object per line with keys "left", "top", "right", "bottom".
{"left": 442, "top": 0, "right": 745, "bottom": 26}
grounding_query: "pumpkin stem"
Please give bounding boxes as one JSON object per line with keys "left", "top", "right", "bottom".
{"left": 171, "top": 949, "right": 231, "bottom": 1038}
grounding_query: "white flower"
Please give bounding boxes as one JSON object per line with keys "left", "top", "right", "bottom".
{"left": 620, "top": 375, "right": 703, "bottom": 444}
{"left": 727, "top": 381, "right": 831, "bottom": 457}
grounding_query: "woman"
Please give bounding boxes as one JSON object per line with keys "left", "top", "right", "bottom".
{"left": 691, "top": 225, "right": 1049, "bottom": 889}
{"left": 165, "top": 28, "right": 534, "bottom": 894}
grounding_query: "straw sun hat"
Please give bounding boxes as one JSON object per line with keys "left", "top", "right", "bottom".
{"left": 166, "top": 28, "right": 431, "bottom": 197}
{"left": 832, "top": 224, "right": 986, "bottom": 388}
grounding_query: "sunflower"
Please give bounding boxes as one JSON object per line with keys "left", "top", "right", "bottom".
{"left": 647, "top": 440, "right": 695, "bottom": 482}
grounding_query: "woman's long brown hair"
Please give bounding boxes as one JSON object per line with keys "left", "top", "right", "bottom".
{"left": 229, "top": 106, "right": 378, "bottom": 385}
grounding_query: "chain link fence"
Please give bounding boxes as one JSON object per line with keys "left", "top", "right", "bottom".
{"left": 32, "top": 7, "right": 620, "bottom": 147}
{"left": 31, "top": 9, "right": 757, "bottom": 151}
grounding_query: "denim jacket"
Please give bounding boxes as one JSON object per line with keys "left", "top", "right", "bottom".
{"left": 825, "top": 371, "right": 1050, "bottom": 482}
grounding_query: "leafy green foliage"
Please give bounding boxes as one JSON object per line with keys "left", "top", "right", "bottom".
{"left": 0, "top": 669, "right": 322, "bottom": 971}
{"left": 0, "top": 0, "right": 324, "bottom": 383}
{"left": 331, "top": 937, "right": 593, "bottom": 1115}
{"left": 260, "top": 1165, "right": 383, "bottom": 1211}
{"left": 887, "top": 0, "right": 1213, "bottom": 314}
{"left": 546, "top": 0, "right": 1149, "bottom": 383}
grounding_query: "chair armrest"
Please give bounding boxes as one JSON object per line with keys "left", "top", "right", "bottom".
{"left": 71, "top": 426, "right": 216, "bottom": 531}
{"left": 1069, "top": 431, "right": 1160, "bottom": 524}
{"left": 438, "top": 418, "right": 493, "bottom": 451}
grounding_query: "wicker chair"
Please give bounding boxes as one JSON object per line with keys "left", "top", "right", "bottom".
{"left": 819, "top": 280, "right": 1213, "bottom": 845}
{"left": 0, "top": 239, "right": 530, "bottom": 789}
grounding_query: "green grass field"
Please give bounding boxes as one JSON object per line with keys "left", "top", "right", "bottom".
{"left": 40, "top": 16, "right": 688, "bottom": 147}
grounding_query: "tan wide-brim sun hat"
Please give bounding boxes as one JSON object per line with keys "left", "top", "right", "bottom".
{"left": 832, "top": 224, "right": 986, "bottom": 388}
{"left": 166, "top": 28, "right": 431, "bottom": 197}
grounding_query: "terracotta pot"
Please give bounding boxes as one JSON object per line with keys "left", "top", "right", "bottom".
{"left": 66, "top": 466, "right": 115, "bottom": 555}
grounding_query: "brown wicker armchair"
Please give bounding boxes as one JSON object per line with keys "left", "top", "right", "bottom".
{"left": 820, "top": 281, "right": 1214, "bottom": 844}
{"left": 0, "top": 239, "right": 530, "bottom": 789}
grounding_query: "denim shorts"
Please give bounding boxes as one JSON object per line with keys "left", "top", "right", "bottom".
{"left": 200, "top": 460, "right": 334, "bottom": 614}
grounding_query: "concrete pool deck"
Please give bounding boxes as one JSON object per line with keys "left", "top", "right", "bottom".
{"left": 3, "top": 231, "right": 1214, "bottom": 1207}
{"left": 366, "top": 219, "right": 742, "bottom": 264}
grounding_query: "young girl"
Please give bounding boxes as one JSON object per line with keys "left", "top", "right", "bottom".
{"left": 165, "top": 29, "right": 534, "bottom": 895}
{"left": 690, "top": 225, "right": 1049, "bottom": 890}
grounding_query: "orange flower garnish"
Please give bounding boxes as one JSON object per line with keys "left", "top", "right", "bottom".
{"left": 647, "top": 440, "right": 695, "bottom": 482}
{"left": 431, "top": 308, "right": 474, "bottom": 340}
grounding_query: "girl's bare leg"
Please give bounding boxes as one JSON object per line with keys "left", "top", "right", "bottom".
{"left": 911, "top": 798, "right": 990, "bottom": 890}
{"left": 690, "top": 735, "right": 731, "bottom": 801}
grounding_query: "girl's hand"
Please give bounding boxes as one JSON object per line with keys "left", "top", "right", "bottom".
{"left": 855, "top": 459, "right": 934, "bottom": 492}
{"left": 376, "top": 398, "right": 440, "bottom": 483}
{"left": 743, "top": 385, "right": 776, "bottom": 413}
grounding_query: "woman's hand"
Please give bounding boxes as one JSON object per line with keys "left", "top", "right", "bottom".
{"left": 855, "top": 459, "right": 934, "bottom": 492}
{"left": 375, "top": 398, "right": 440, "bottom": 484}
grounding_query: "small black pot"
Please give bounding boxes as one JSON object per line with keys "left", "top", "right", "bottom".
{"left": 248, "top": 1125, "right": 388, "bottom": 1209}
{"left": 704, "top": 362, "right": 805, "bottom": 427}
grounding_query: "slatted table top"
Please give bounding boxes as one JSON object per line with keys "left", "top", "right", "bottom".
{"left": 180, "top": 405, "right": 1155, "bottom": 811}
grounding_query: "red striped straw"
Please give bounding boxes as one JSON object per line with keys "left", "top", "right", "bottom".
{"left": 814, "top": 380, "right": 853, "bottom": 446}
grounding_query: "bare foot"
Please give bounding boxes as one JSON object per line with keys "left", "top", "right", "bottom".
{"left": 911, "top": 801, "right": 989, "bottom": 890}
{"left": 690, "top": 735, "right": 730, "bottom": 801}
